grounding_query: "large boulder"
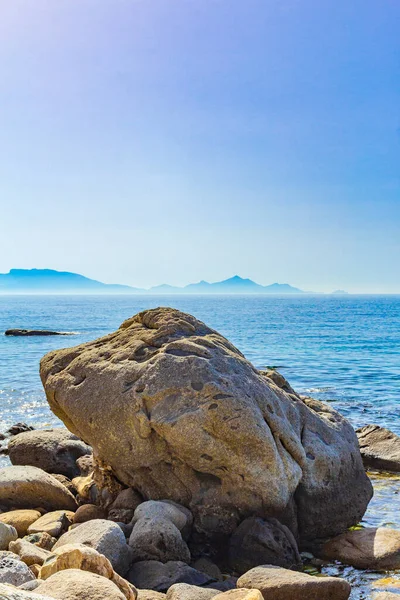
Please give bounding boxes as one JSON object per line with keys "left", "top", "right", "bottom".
{"left": 0, "top": 583, "right": 54, "bottom": 599}
{"left": 8, "top": 428, "right": 91, "bottom": 478}
{"left": 357, "top": 425, "right": 400, "bottom": 472}
{"left": 40, "top": 308, "right": 372, "bottom": 542}
{"left": 0, "top": 466, "right": 77, "bottom": 511}
{"left": 53, "top": 519, "right": 132, "bottom": 575}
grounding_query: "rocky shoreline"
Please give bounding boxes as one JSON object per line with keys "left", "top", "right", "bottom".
{"left": 0, "top": 307, "right": 399, "bottom": 599}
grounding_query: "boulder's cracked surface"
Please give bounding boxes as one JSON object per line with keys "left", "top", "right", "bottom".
{"left": 40, "top": 308, "right": 372, "bottom": 542}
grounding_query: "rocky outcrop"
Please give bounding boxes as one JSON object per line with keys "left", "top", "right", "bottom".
{"left": 357, "top": 425, "right": 400, "bottom": 472}
{"left": 40, "top": 308, "right": 372, "bottom": 544}
{"left": 0, "top": 466, "right": 77, "bottom": 511}
{"left": 318, "top": 527, "right": 400, "bottom": 570}
{"left": 8, "top": 428, "right": 91, "bottom": 478}
{"left": 237, "top": 565, "right": 351, "bottom": 600}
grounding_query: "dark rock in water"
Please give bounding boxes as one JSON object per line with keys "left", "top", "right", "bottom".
{"left": 127, "top": 561, "right": 213, "bottom": 592}
{"left": 7, "top": 423, "right": 34, "bottom": 436}
{"left": 8, "top": 427, "right": 91, "bottom": 478}
{"left": 357, "top": 424, "right": 400, "bottom": 472}
{"left": 5, "top": 329, "right": 73, "bottom": 336}
{"left": 40, "top": 307, "right": 373, "bottom": 545}
{"left": 228, "top": 517, "right": 301, "bottom": 574}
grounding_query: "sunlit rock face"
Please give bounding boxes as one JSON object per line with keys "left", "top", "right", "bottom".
{"left": 40, "top": 307, "right": 372, "bottom": 543}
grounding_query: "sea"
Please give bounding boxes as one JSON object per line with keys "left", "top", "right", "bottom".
{"left": 0, "top": 294, "right": 400, "bottom": 598}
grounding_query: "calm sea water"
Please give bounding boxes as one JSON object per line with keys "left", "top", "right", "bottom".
{"left": 0, "top": 294, "right": 399, "bottom": 598}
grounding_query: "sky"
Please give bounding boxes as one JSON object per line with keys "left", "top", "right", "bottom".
{"left": 0, "top": 0, "right": 399, "bottom": 293}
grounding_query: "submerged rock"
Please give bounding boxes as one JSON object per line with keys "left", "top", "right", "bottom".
{"left": 8, "top": 428, "right": 91, "bottom": 478}
{"left": 319, "top": 527, "right": 400, "bottom": 570}
{"left": 237, "top": 565, "right": 351, "bottom": 600}
{"left": 357, "top": 424, "right": 400, "bottom": 472}
{"left": 40, "top": 308, "right": 372, "bottom": 543}
{"left": 5, "top": 329, "right": 72, "bottom": 336}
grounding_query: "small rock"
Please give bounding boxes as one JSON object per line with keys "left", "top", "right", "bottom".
{"left": 204, "top": 579, "right": 237, "bottom": 592}
{"left": 50, "top": 474, "right": 77, "bottom": 495}
{"left": 71, "top": 474, "right": 98, "bottom": 504}
{"left": 137, "top": 591, "right": 166, "bottom": 600}
{"left": 0, "top": 466, "right": 77, "bottom": 511}
{"left": 8, "top": 429, "right": 91, "bottom": 479}
{"left": 228, "top": 517, "right": 301, "bottom": 574}
{"left": 23, "top": 533, "right": 57, "bottom": 551}
{"left": 0, "top": 511, "right": 42, "bottom": 537}
{"left": 0, "top": 522, "right": 18, "bottom": 550}
{"left": 129, "top": 517, "right": 190, "bottom": 564}
{"left": 192, "top": 558, "right": 222, "bottom": 581}
{"left": 320, "top": 527, "right": 400, "bottom": 570}
{"left": 28, "top": 511, "right": 74, "bottom": 538}
{"left": 9, "top": 540, "right": 53, "bottom": 566}
{"left": 53, "top": 519, "right": 132, "bottom": 575}
{"left": 213, "top": 591, "right": 263, "bottom": 600}
{"left": 36, "top": 568, "right": 130, "bottom": 599}
{"left": 127, "top": 561, "right": 213, "bottom": 592}
{"left": 110, "top": 489, "right": 143, "bottom": 511}
{"left": 7, "top": 423, "right": 34, "bottom": 436}
{"left": 75, "top": 455, "right": 94, "bottom": 476}
{"left": 0, "top": 582, "right": 54, "bottom": 599}
{"left": 166, "top": 583, "right": 220, "bottom": 600}
{"left": 0, "top": 555, "right": 35, "bottom": 586}
{"left": 73, "top": 504, "right": 106, "bottom": 524}
{"left": 19, "top": 580, "right": 41, "bottom": 591}
{"left": 357, "top": 425, "right": 400, "bottom": 472}
{"left": 237, "top": 565, "right": 351, "bottom": 600}
{"left": 134, "top": 502, "right": 188, "bottom": 534}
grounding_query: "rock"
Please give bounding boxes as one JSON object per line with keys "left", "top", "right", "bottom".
{"left": 237, "top": 565, "right": 351, "bottom": 600}
{"left": 228, "top": 517, "right": 301, "bottom": 574}
{"left": 36, "top": 569, "right": 130, "bottom": 599}
{"left": 319, "top": 527, "right": 400, "bottom": 570}
{"left": 29, "top": 565, "right": 41, "bottom": 578}
{"left": 40, "top": 308, "right": 372, "bottom": 543}
{"left": 133, "top": 502, "right": 188, "bottom": 534}
{"left": 129, "top": 517, "right": 190, "bottom": 564}
{"left": 71, "top": 474, "right": 98, "bottom": 504}
{"left": 127, "top": 561, "right": 213, "bottom": 592}
{"left": 374, "top": 594, "right": 400, "bottom": 600}
{"left": 166, "top": 583, "right": 220, "bottom": 600}
{"left": 357, "top": 425, "right": 400, "bottom": 472}
{"left": 19, "top": 580, "right": 41, "bottom": 591}
{"left": 73, "top": 504, "right": 106, "bottom": 524}
{"left": 0, "top": 552, "right": 20, "bottom": 561}
{"left": 27, "top": 511, "right": 74, "bottom": 537}
{"left": 109, "top": 489, "right": 143, "bottom": 523}
{"left": 48, "top": 474, "right": 76, "bottom": 495}
{"left": 39, "top": 543, "right": 136, "bottom": 600}
{"left": 192, "top": 558, "right": 221, "bottom": 581}
{"left": 0, "top": 511, "right": 42, "bottom": 537}
{"left": 22, "top": 533, "right": 56, "bottom": 551}
{"left": 75, "top": 455, "right": 94, "bottom": 476}
{"left": 7, "top": 424, "right": 34, "bottom": 436}
{"left": 0, "top": 556, "right": 35, "bottom": 586}
{"left": 260, "top": 370, "right": 298, "bottom": 396}
{"left": 53, "top": 519, "right": 132, "bottom": 575}
{"left": 137, "top": 591, "right": 166, "bottom": 600}
{"left": 9, "top": 540, "right": 52, "bottom": 566}
{"left": 0, "top": 522, "right": 18, "bottom": 550}
{"left": 0, "top": 466, "right": 77, "bottom": 511}
{"left": 213, "top": 592, "right": 263, "bottom": 600}
{"left": 8, "top": 429, "right": 91, "bottom": 479}
{"left": 0, "top": 583, "right": 54, "bottom": 599}
{"left": 5, "top": 330, "right": 71, "bottom": 337}
{"left": 204, "top": 579, "right": 237, "bottom": 592}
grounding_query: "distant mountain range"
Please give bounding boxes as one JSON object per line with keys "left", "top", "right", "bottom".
{"left": 0, "top": 269, "right": 313, "bottom": 295}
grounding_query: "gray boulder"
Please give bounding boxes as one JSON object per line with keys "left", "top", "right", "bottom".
{"left": 166, "top": 583, "right": 219, "bottom": 600}
{"left": 40, "top": 308, "right": 372, "bottom": 543}
{"left": 133, "top": 501, "right": 189, "bottom": 533}
{"left": 0, "top": 556, "right": 35, "bottom": 586}
{"left": 228, "top": 517, "right": 301, "bottom": 574}
{"left": 129, "top": 517, "right": 190, "bottom": 563}
{"left": 53, "top": 519, "right": 132, "bottom": 575}
{"left": 127, "top": 561, "right": 213, "bottom": 592}
{"left": 357, "top": 424, "right": 400, "bottom": 472}
{"left": 8, "top": 428, "right": 91, "bottom": 478}
{"left": 0, "top": 466, "right": 77, "bottom": 511}
{"left": 0, "top": 522, "right": 18, "bottom": 550}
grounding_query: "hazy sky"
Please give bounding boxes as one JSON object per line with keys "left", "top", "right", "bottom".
{"left": 0, "top": 0, "right": 399, "bottom": 292}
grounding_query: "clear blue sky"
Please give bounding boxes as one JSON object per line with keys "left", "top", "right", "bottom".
{"left": 0, "top": 0, "right": 399, "bottom": 292}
